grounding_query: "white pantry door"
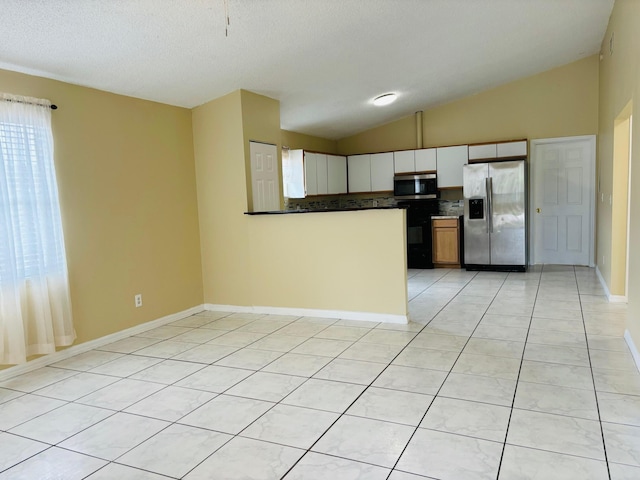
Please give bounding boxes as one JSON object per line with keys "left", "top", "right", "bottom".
{"left": 531, "top": 136, "right": 595, "bottom": 266}
{"left": 250, "top": 141, "right": 279, "bottom": 212}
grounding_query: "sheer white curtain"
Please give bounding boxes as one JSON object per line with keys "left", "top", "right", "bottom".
{"left": 0, "top": 93, "right": 75, "bottom": 364}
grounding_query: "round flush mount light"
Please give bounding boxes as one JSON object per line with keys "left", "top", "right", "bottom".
{"left": 373, "top": 93, "right": 397, "bottom": 106}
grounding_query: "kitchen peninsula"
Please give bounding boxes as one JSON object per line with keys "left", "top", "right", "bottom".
{"left": 243, "top": 206, "right": 409, "bottom": 323}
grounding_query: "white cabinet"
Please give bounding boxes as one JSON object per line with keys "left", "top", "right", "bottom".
{"left": 468, "top": 144, "right": 497, "bottom": 160}
{"left": 316, "top": 154, "right": 328, "bottom": 195}
{"left": 468, "top": 141, "right": 527, "bottom": 161}
{"left": 303, "top": 152, "right": 318, "bottom": 196}
{"left": 436, "top": 145, "right": 468, "bottom": 188}
{"left": 284, "top": 149, "right": 347, "bottom": 197}
{"left": 497, "top": 140, "right": 527, "bottom": 158}
{"left": 394, "top": 150, "right": 415, "bottom": 173}
{"left": 347, "top": 154, "right": 371, "bottom": 193}
{"left": 327, "top": 154, "right": 347, "bottom": 194}
{"left": 415, "top": 148, "right": 437, "bottom": 172}
{"left": 370, "top": 152, "right": 394, "bottom": 191}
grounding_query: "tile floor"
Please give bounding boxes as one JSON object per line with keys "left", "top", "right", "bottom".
{"left": 0, "top": 265, "right": 639, "bottom": 479}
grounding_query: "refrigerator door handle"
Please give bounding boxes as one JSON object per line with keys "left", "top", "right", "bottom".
{"left": 486, "top": 177, "right": 494, "bottom": 233}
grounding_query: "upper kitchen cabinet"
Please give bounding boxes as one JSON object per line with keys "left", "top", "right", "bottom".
{"left": 370, "top": 152, "right": 394, "bottom": 191}
{"left": 394, "top": 149, "right": 436, "bottom": 173}
{"left": 327, "top": 154, "right": 348, "bottom": 194}
{"left": 415, "top": 148, "right": 437, "bottom": 172}
{"left": 283, "top": 149, "right": 346, "bottom": 197}
{"left": 497, "top": 140, "right": 527, "bottom": 158}
{"left": 468, "top": 140, "right": 528, "bottom": 162}
{"left": 347, "top": 154, "right": 371, "bottom": 193}
{"left": 436, "top": 145, "right": 468, "bottom": 188}
{"left": 393, "top": 150, "right": 415, "bottom": 173}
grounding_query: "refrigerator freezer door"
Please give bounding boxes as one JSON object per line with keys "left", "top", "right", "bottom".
{"left": 488, "top": 160, "right": 527, "bottom": 265}
{"left": 463, "top": 163, "right": 490, "bottom": 265}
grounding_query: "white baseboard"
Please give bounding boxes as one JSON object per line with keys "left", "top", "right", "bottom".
{"left": 625, "top": 330, "right": 640, "bottom": 374}
{"left": 0, "top": 304, "right": 205, "bottom": 382}
{"left": 205, "top": 304, "right": 408, "bottom": 324}
{"left": 595, "top": 266, "right": 628, "bottom": 303}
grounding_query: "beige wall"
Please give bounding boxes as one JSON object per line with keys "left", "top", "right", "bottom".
{"left": 597, "top": 0, "right": 640, "bottom": 346}
{"left": 338, "top": 56, "right": 599, "bottom": 155}
{"left": 0, "top": 69, "right": 203, "bottom": 363}
{"left": 247, "top": 209, "right": 408, "bottom": 317}
{"left": 281, "top": 130, "right": 338, "bottom": 154}
{"left": 193, "top": 90, "right": 407, "bottom": 317}
{"left": 193, "top": 90, "right": 251, "bottom": 306}
{"left": 241, "top": 90, "right": 283, "bottom": 210}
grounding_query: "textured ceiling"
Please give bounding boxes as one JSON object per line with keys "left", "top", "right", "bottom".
{"left": 0, "top": 0, "right": 614, "bottom": 139}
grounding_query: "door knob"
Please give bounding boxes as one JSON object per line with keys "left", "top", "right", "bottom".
{"left": 536, "top": 208, "right": 541, "bottom": 213}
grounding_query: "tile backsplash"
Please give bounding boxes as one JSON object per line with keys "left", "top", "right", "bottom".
{"left": 285, "top": 194, "right": 464, "bottom": 216}
{"left": 285, "top": 193, "right": 395, "bottom": 210}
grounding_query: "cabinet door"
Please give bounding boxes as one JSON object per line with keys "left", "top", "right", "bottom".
{"left": 316, "top": 154, "right": 328, "bottom": 195}
{"left": 497, "top": 141, "right": 527, "bottom": 158}
{"left": 347, "top": 154, "right": 371, "bottom": 193}
{"left": 415, "top": 148, "right": 436, "bottom": 171}
{"left": 394, "top": 150, "right": 415, "bottom": 173}
{"left": 283, "top": 149, "right": 305, "bottom": 198}
{"left": 433, "top": 226, "right": 459, "bottom": 264}
{"left": 370, "top": 152, "right": 394, "bottom": 191}
{"left": 304, "top": 152, "right": 318, "bottom": 196}
{"left": 327, "top": 155, "right": 347, "bottom": 194}
{"left": 436, "top": 145, "right": 468, "bottom": 188}
{"left": 468, "top": 144, "right": 497, "bottom": 160}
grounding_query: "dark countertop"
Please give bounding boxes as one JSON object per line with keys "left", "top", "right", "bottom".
{"left": 245, "top": 205, "right": 408, "bottom": 215}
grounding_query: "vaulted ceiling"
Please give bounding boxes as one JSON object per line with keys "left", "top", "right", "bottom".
{"left": 1, "top": 0, "right": 614, "bottom": 139}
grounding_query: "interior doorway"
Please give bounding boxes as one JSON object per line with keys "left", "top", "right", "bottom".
{"left": 530, "top": 136, "right": 596, "bottom": 266}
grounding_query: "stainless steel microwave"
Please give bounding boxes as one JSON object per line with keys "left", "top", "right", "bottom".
{"left": 394, "top": 173, "right": 438, "bottom": 199}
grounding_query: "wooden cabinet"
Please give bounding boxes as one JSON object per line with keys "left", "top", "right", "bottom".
{"left": 327, "top": 154, "right": 347, "bottom": 194}
{"left": 436, "top": 145, "right": 468, "bottom": 188}
{"left": 284, "top": 150, "right": 347, "bottom": 197}
{"left": 432, "top": 218, "right": 460, "bottom": 267}
{"left": 370, "top": 152, "right": 394, "bottom": 191}
{"left": 347, "top": 154, "right": 371, "bottom": 193}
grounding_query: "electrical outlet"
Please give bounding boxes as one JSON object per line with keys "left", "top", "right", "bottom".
{"left": 135, "top": 294, "right": 142, "bottom": 308}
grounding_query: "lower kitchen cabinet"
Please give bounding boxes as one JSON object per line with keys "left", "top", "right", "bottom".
{"left": 432, "top": 218, "right": 460, "bottom": 267}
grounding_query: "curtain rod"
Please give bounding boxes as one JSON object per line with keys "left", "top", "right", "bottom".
{"left": 2, "top": 98, "right": 57, "bottom": 110}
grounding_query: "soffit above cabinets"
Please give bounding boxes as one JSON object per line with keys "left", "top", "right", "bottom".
{"left": 0, "top": 0, "right": 614, "bottom": 140}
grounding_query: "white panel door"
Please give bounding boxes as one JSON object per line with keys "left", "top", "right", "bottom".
{"left": 532, "top": 136, "right": 595, "bottom": 265}
{"left": 304, "top": 152, "right": 318, "bottom": 196}
{"left": 347, "top": 154, "right": 371, "bottom": 193}
{"left": 316, "top": 153, "right": 328, "bottom": 195}
{"left": 415, "top": 148, "right": 437, "bottom": 171}
{"left": 370, "top": 152, "right": 394, "bottom": 191}
{"left": 250, "top": 141, "right": 279, "bottom": 212}
{"left": 327, "top": 155, "right": 347, "bottom": 194}
{"left": 394, "top": 150, "right": 415, "bottom": 173}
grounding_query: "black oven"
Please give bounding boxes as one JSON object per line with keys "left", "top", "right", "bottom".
{"left": 401, "top": 200, "right": 439, "bottom": 269}
{"left": 394, "top": 173, "right": 438, "bottom": 200}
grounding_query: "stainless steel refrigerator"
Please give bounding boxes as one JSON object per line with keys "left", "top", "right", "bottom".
{"left": 463, "top": 159, "right": 527, "bottom": 271}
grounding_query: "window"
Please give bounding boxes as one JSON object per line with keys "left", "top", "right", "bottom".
{"left": 0, "top": 93, "right": 75, "bottom": 365}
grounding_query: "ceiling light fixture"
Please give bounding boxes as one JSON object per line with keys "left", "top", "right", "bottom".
{"left": 373, "top": 93, "right": 397, "bottom": 106}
